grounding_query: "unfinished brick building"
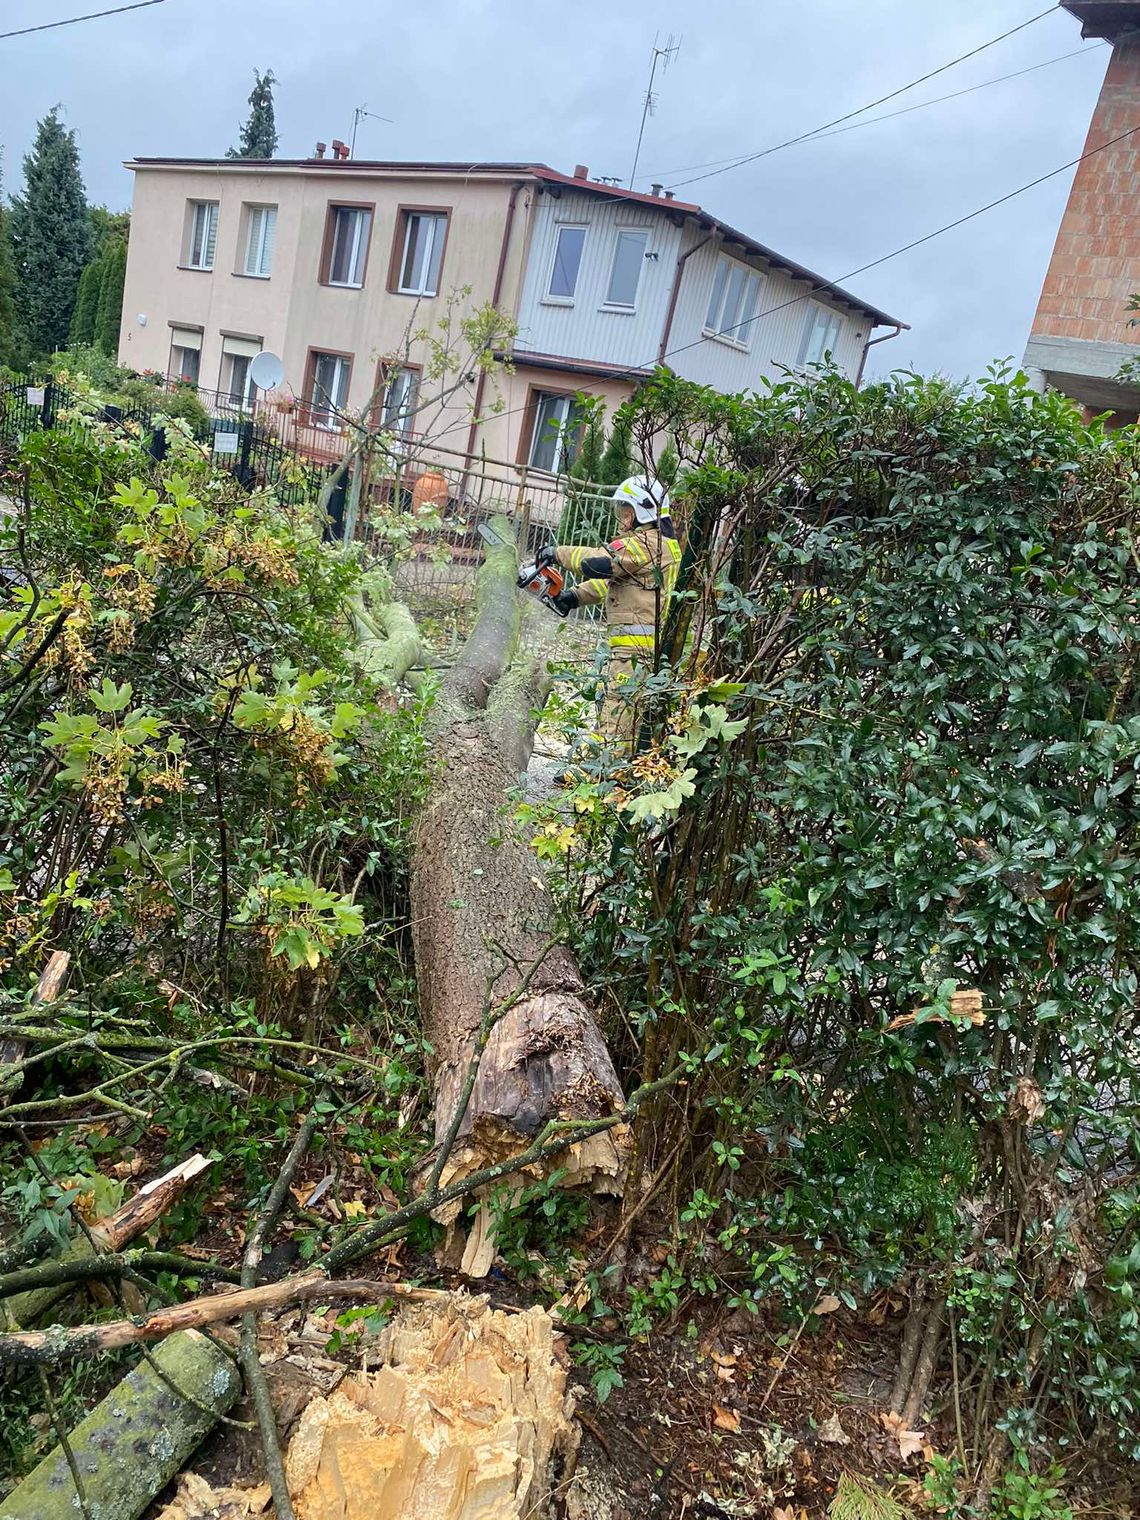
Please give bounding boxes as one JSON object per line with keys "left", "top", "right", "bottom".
{"left": 1025, "top": 1, "right": 1140, "bottom": 420}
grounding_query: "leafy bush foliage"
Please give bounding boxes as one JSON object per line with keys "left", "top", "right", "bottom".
{"left": 540, "top": 364, "right": 1140, "bottom": 1478}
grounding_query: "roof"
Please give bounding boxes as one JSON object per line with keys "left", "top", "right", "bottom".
{"left": 126, "top": 156, "right": 906, "bottom": 329}
{"left": 507, "top": 349, "right": 656, "bottom": 382}
{"left": 1060, "top": 0, "right": 1140, "bottom": 39}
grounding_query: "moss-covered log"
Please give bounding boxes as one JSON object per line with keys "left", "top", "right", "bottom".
{"left": 0, "top": 1329, "right": 240, "bottom": 1520}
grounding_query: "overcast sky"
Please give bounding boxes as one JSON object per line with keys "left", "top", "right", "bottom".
{"left": 0, "top": 0, "right": 1109, "bottom": 380}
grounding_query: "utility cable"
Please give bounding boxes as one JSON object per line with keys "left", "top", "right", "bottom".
{"left": 667, "top": 3, "right": 1063, "bottom": 191}
{"left": 0, "top": 0, "right": 166, "bottom": 42}
{"left": 646, "top": 41, "right": 1106, "bottom": 182}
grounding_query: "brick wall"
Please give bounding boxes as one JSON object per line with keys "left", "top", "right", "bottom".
{"left": 1032, "top": 38, "right": 1140, "bottom": 344}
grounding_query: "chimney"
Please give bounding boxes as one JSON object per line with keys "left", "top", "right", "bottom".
{"left": 650, "top": 182, "right": 663, "bottom": 197}
{"left": 663, "top": 189, "right": 675, "bottom": 200}
{"left": 573, "top": 163, "right": 589, "bottom": 180}
{"left": 314, "top": 141, "right": 327, "bottom": 159}
{"left": 331, "top": 139, "right": 349, "bottom": 161}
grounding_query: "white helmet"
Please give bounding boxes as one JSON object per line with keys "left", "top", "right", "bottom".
{"left": 612, "top": 475, "right": 670, "bottom": 525}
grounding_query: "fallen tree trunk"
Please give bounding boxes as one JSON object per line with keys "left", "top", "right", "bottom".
{"left": 2, "top": 1152, "right": 210, "bottom": 1327}
{"left": 411, "top": 522, "right": 626, "bottom": 1273}
{"left": 0, "top": 948, "right": 70, "bottom": 1094}
{"left": 0, "top": 1329, "right": 241, "bottom": 1520}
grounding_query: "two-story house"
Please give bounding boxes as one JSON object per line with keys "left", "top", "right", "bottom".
{"left": 118, "top": 154, "right": 905, "bottom": 474}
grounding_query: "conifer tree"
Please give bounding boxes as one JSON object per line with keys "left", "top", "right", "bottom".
{"left": 69, "top": 259, "right": 101, "bottom": 346}
{"left": 227, "top": 70, "right": 278, "bottom": 159}
{"left": 9, "top": 109, "right": 93, "bottom": 357}
{"left": 0, "top": 172, "right": 17, "bottom": 369}
{"left": 94, "top": 237, "right": 127, "bottom": 355}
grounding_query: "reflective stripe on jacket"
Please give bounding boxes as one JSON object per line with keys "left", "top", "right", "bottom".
{"left": 555, "top": 526, "right": 682, "bottom": 648}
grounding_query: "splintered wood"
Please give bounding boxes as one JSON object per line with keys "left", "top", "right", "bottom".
{"left": 285, "top": 1296, "right": 576, "bottom": 1520}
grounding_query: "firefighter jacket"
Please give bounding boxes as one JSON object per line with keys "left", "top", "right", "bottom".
{"left": 555, "top": 522, "right": 683, "bottom": 653}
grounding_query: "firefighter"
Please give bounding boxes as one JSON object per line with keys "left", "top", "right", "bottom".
{"left": 537, "top": 476, "right": 682, "bottom": 745}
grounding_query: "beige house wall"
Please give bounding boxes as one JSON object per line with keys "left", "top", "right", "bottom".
{"left": 119, "top": 164, "right": 536, "bottom": 442}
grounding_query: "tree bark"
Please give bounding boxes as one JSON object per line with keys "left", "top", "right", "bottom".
{"left": 0, "top": 948, "right": 70, "bottom": 1093}
{"left": 0, "top": 1329, "right": 241, "bottom": 1520}
{"left": 410, "top": 522, "right": 626, "bottom": 1274}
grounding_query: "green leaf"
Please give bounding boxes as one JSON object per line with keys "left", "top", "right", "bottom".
{"left": 88, "top": 677, "right": 133, "bottom": 713}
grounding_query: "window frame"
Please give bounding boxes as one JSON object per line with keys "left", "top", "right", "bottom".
{"left": 544, "top": 223, "right": 588, "bottom": 305}
{"left": 319, "top": 203, "right": 374, "bottom": 289}
{"left": 168, "top": 343, "right": 201, "bottom": 386}
{"left": 797, "top": 301, "right": 844, "bottom": 368}
{"left": 703, "top": 254, "right": 764, "bottom": 349}
{"left": 241, "top": 204, "right": 278, "bottom": 279}
{"left": 519, "top": 385, "right": 590, "bottom": 475}
{"left": 388, "top": 205, "right": 451, "bottom": 298}
{"left": 184, "top": 200, "right": 219, "bottom": 271}
{"left": 372, "top": 360, "right": 422, "bottom": 441}
{"left": 306, "top": 348, "right": 354, "bottom": 429}
{"left": 602, "top": 226, "right": 650, "bottom": 311}
{"left": 220, "top": 351, "right": 257, "bottom": 409}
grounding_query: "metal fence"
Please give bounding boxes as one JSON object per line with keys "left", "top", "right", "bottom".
{"left": 0, "top": 373, "right": 618, "bottom": 623}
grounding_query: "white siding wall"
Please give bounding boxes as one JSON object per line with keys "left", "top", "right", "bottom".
{"left": 668, "top": 229, "right": 870, "bottom": 390}
{"left": 515, "top": 190, "right": 683, "bottom": 368}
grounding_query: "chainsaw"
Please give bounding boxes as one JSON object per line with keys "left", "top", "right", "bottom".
{"left": 477, "top": 523, "right": 566, "bottom": 611}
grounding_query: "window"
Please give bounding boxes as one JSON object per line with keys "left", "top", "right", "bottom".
{"left": 379, "top": 365, "right": 419, "bottom": 439}
{"left": 798, "top": 303, "right": 844, "bottom": 367}
{"left": 527, "top": 391, "right": 583, "bottom": 474}
{"left": 186, "top": 201, "right": 218, "bottom": 270}
{"left": 309, "top": 352, "right": 351, "bottom": 428}
{"left": 547, "top": 225, "right": 586, "bottom": 301}
{"left": 170, "top": 346, "right": 200, "bottom": 385}
{"left": 396, "top": 211, "right": 448, "bottom": 297}
{"left": 243, "top": 205, "right": 277, "bottom": 277}
{"left": 324, "top": 206, "right": 371, "bottom": 287}
{"left": 224, "top": 354, "right": 256, "bottom": 408}
{"left": 705, "top": 255, "right": 763, "bottom": 345}
{"left": 605, "top": 229, "right": 649, "bottom": 307}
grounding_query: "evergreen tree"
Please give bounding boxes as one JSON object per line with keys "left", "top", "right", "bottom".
{"left": 226, "top": 70, "right": 278, "bottom": 159}
{"left": 598, "top": 409, "right": 634, "bottom": 485}
{"left": 88, "top": 206, "right": 130, "bottom": 254}
{"left": 93, "top": 237, "right": 127, "bottom": 355}
{"left": 69, "top": 259, "right": 101, "bottom": 346}
{"left": 9, "top": 109, "right": 93, "bottom": 358}
{"left": 0, "top": 167, "right": 17, "bottom": 369}
{"left": 561, "top": 413, "right": 609, "bottom": 543}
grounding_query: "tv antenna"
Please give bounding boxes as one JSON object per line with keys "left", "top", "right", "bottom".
{"left": 628, "top": 33, "right": 681, "bottom": 189}
{"left": 350, "top": 104, "right": 394, "bottom": 158}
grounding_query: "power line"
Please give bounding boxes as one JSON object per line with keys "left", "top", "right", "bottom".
{"left": 666, "top": 3, "right": 1062, "bottom": 191}
{"left": 645, "top": 41, "right": 1106, "bottom": 182}
{"left": 0, "top": 0, "right": 166, "bottom": 42}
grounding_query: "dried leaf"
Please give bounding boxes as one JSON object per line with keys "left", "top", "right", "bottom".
{"left": 773, "top": 1508, "right": 796, "bottom": 1520}
{"left": 818, "top": 1411, "right": 850, "bottom": 1445}
{"left": 1009, "top": 1076, "right": 1046, "bottom": 1125}
{"left": 712, "top": 1403, "right": 741, "bottom": 1433}
{"left": 815, "top": 1293, "right": 842, "bottom": 1315}
{"left": 716, "top": 1363, "right": 736, "bottom": 1382}
{"left": 880, "top": 1409, "right": 926, "bottom": 1459}
{"left": 710, "top": 1350, "right": 737, "bottom": 1367}
{"left": 342, "top": 1198, "right": 367, "bottom": 1219}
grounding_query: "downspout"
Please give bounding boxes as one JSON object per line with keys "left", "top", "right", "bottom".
{"left": 657, "top": 228, "right": 716, "bottom": 365}
{"left": 856, "top": 323, "right": 904, "bottom": 387}
{"left": 462, "top": 180, "right": 526, "bottom": 484}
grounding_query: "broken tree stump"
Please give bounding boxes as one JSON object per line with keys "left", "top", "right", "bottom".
{"left": 0, "top": 1329, "right": 241, "bottom": 1520}
{"left": 410, "top": 522, "right": 626, "bottom": 1272}
{"left": 285, "top": 1295, "right": 577, "bottom": 1520}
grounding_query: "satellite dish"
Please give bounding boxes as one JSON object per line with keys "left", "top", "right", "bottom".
{"left": 250, "top": 351, "right": 284, "bottom": 392}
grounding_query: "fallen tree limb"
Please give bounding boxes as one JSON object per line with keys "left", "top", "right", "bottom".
{"left": 3, "top": 1152, "right": 210, "bottom": 1328}
{"left": 410, "top": 520, "right": 626, "bottom": 1273}
{"left": 0, "top": 1248, "right": 239, "bottom": 1301}
{"left": 0, "top": 949, "right": 70, "bottom": 1097}
{"left": 0, "top": 1330, "right": 242, "bottom": 1520}
{"left": 240, "top": 1105, "right": 323, "bottom": 1520}
{"left": 0, "top": 1272, "right": 447, "bottom": 1365}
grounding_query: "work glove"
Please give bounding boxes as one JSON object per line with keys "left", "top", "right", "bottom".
{"left": 551, "top": 587, "right": 577, "bottom": 617}
{"left": 535, "top": 543, "right": 558, "bottom": 569}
